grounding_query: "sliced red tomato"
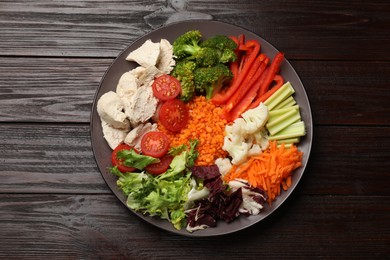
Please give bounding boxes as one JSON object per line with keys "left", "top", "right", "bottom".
{"left": 152, "top": 74, "right": 181, "bottom": 101}
{"left": 158, "top": 99, "right": 189, "bottom": 132}
{"left": 145, "top": 154, "right": 173, "bottom": 175}
{"left": 140, "top": 131, "right": 170, "bottom": 158}
{"left": 111, "top": 144, "right": 138, "bottom": 173}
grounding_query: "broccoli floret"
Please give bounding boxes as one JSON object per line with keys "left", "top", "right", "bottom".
{"left": 200, "top": 35, "right": 238, "bottom": 50}
{"left": 194, "top": 64, "right": 233, "bottom": 99}
{"left": 173, "top": 31, "right": 236, "bottom": 67}
{"left": 171, "top": 60, "right": 197, "bottom": 102}
{"left": 200, "top": 35, "right": 238, "bottom": 63}
{"left": 194, "top": 47, "right": 221, "bottom": 67}
{"left": 172, "top": 30, "right": 203, "bottom": 59}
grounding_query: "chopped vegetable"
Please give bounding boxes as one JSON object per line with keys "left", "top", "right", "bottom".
{"left": 172, "top": 30, "right": 203, "bottom": 60}
{"left": 171, "top": 31, "right": 237, "bottom": 102}
{"left": 110, "top": 165, "right": 191, "bottom": 230}
{"left": 172, "top": 30, "right": 237, "bottom": 67}
{"left": 158, "top": 99, "right": 189, "bottom": 132}
{"left": 223, "top": 53, "right": 269, "bottom": 113}
{"left": 211, "top": 39, "right": 260, "bottom": 105}
{"left": 264, "top": 81, "right": 295, "bottom": 110}
{"left": 257, "top": 52, "right": 284, "bottom": 96}
{"left": 186, "top": 165, "right": 245, "bottom": 232}
{"left": 111, "top": 144, "right": 138, "bottom": 173}
{"left": 228, "top": 179, "right": 267, "bottom": 215}
{"left": 171, "top": 60, "right": 197, "bottom": 102}
{"left": 223, "top": 141, "right": 303, "bottom": 204}
{"left": 200, "top": 34, "right": 238, "bottom": 63}
{"left": 116, "top": 147, "right": 160, "bottom": 171}
{"left": 222, "top": 53, "right": 270, "bottom": 121}
{"left": 109, "top": 139, "right": 201, "bottom": 230}
{"left": 263, "top": 82, "right": 306, "bottom": 143}
{"left": 145, "top": 154, "right": 174, "bottom": 175}
{"left": 222, "top": 103, "right": 269, "bottom": 165}
{"left": 152, "top": 74, "right": 181, "bottom": 101}
{"left": 159, "top": 96, "right": 228, "bottom": 166}
{"left": 140, "top": 131, "right": 170, "bottom": 158}
{"left": 194, "top": 64, "right": 233, "bottom": 99}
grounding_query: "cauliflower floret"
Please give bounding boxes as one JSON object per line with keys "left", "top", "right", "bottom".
{"left": 223, "top": 140, "right": 251, "bottom": 165}
{"left": 215, "top": 158, "right": 233, "bottom": 177}
{"left": 222, "top": 103, "right": 270, "bottom": 165}
{"left": 241, "top": 102, "right": 269, "bottom": 134}
{"left": 247, "top": 143, "right": 262, "bottom": 157}
{"left": 225, "top": 118, "right": 247, "bottom": 138}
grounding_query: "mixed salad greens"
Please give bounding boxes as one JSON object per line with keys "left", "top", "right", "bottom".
{"left": 98, "top": 29, "right": 306, "bottom": 233}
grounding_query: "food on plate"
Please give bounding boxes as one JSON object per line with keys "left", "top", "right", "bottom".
{"left": 158, "top": 99, "right": 189, "bottom": 132}
{"left": 158, "top": 95, "right": 227, "bottom": 166}
{"left": 140, "top": 131, "right": 170, "bottom": 158}
{"left": 96, "top": 29, "right": 306, "bottom": 233}
{"left": 171, "top": 30, "right": 237, "bottom": 102}
{"left": 152, "top": 74, "right": 181, "bottom": 101}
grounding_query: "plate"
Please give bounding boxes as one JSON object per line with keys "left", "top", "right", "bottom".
{"left": 90, "top": 20, "right": 313, "bottom": 237}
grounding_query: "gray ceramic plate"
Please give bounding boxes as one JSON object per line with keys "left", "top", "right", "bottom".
{"left": 90, "top": 20, "right": 313, "bottom": 237}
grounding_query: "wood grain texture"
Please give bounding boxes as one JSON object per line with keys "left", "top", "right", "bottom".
{"left": 0, "top": 124, "right": 109, "bottom": 194}
{"left": 1, "top": 124, "right": 388, "bottom": 196}
{"left": 0, "top": 58, "right": 389, "bottom": 125}
{"left": 0, "top": 194, "right": 388, "bottom": 258}
{"left": 0, "top": 0, "right": 389, "bottom": 60}
{"left": 0, "top": 57, "right": 112, "bottom": 123}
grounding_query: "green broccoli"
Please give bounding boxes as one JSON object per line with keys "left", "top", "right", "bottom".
{"left": 194, "top": 64, "right": 233, "bottom": 99}
{"left": 200, "top": 35, "right": 238, "bottom": 50}
{"left": 172, "top": 30, "right": 203, "bottom": 59}
{"left": 171, "top": 60, "right": 197, "bottom": 102}
{"left": 173, "top": 31, "right": 236, "bottom": 67}
{"left": 200, "top": 35, "right": 238, "bottom": 63}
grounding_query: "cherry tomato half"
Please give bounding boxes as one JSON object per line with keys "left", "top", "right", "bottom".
{"left": 140, "top": 131, "right": 170, "bottom": 158}
{"left": 111, "top": 144, "right": 138, "bottom": 173}
{"left": 152, "top": 74, "right": 181, "bottom": 101}
{"left": 145, "top": 154, "right": 173, "bottom": 175}
{"left": 158, "top": 99, "right": 189, "bottom": 132}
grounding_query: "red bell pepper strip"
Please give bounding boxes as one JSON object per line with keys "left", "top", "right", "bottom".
{"left": 211, "top": 39, "right": 261, "bottom": 105}
{"left": 257, "top": 52, "right": 284, "bottom": 97}
{"left": 223, "top": 59, "right": 272, "bottom": 122}
{"left": 249, "top": 74, "right": 284, "bottom": 109}
{"left": 223, "top": 53, "right": 269, "bottom": 114}
{"left": 237, "top": 34, "right": 245, "bottom": 73}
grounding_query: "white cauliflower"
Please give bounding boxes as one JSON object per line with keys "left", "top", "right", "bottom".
{"left": 221, "top": 102, "right": 270, "bottom": 165}
{"left": 215, "top": 158, "right": 233, "bottom": 177}
{"left": 241, "top": 102, "right": 269, "bottom": 134}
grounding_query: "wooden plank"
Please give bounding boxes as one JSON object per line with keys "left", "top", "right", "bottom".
{"left": 0, "top": 58, "right": 389, "bottom": 125}
{"left": 0, "top": 124, "right": 389, "bottom": 196}
{"left": 0, "top": 194, "right": 388, "bottom": 258}
{"left": 0, "top": 57, "right": 112, "bottom": 123}
{"left": 303, "top": 126, "right": 390, "bottom": 196}
{"left": 0, "top": 124, "right": 110, "bottom": 194}
{"left": 0, "top": 0, "right": 388, "bottom": 60}
{"left": 291, "top": 60, "right": 390, "bottom": 126}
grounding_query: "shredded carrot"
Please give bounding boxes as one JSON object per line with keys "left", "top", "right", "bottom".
{"left": 223, "top": 141, "right": 303, "bottom": 204}
{"left": 158, "top": 96, "right": 228, "bottom": 166}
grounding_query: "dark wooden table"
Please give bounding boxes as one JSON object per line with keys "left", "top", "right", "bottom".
{"left": 1, "top": 0, "right": 389, "bottom": 258}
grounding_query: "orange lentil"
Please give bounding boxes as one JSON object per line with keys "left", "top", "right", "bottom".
{"left": 158, "top": 96, "right": 228, "bottom": 166}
